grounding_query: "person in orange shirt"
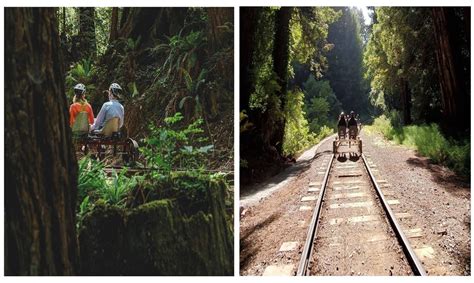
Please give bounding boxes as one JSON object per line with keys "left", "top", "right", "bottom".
{"left": 69, "top": 83, "right": 94, "bottom": 132}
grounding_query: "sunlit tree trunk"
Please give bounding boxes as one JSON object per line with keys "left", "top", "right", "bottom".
{"left": 4, "top": 7, "right": 78, "bottom": 275}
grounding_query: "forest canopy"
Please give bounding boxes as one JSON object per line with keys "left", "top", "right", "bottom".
{"left": 240, "top": 7, "right": 370, "bottom": 183}
{"left": 240, "top": 6, "right": 470, "bottom": 185}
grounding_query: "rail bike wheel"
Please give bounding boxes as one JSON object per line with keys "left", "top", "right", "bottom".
{"left": 96, "top": 144, "right": 106, "bottom": 161}
{"left": 358, "top": 139, "right": 363, "bottom": 155}
{"left": 122, "top": 138, "right": 139, "bottom": 165}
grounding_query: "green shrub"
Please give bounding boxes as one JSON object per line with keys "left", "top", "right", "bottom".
{"left": 283, "top": 90, "right": 314, "bottom": 155}
{"left": 65, "top": 58, "right": 96, "bottom": 100}
{"left": 77, "top": 156, "right": 144, "bottom": 225}
{"left": 99, "top": 169, "right": 144, "bottom": 207}
{"left": 367, "top": 115, "right": 470, "bottom": 176}
{"left": 78, "top": 156, "right": 107, "bottom": 203}
{"left": 315, "top": 125, "right": 334, "bottom": 141}
{"left": 141, "top": 112, "right": 214, "bottom": 176}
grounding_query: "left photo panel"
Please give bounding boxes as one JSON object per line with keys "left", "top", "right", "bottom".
{"left": 4, "top": 7, "right": 234, "bottom": 275}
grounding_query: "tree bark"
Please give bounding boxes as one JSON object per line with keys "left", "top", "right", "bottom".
{"left": 400, "top": 78, "right": 412, "bottom": 125}
{"left": 431, "top": 7, "right": 469, "bottom": 135}
{"left": 109, "top": 7, "right": 119, "bottom": 42}
{"left": 119, "top": 7, "right": 130, "bottom": 31}
{"left": 4, "top": 7, "right": 78, "bottom": 275}
{"left": 207, "top": 8, "right": 233, "bottom": 52}
{"left": 240, "top": 8, "right": 261, "bottom": 113}
{"left": 78, "top": 7, "right": 97, "bottom": 59}
{"left": 270, "top": 7, "right": 292, "bottom": 154}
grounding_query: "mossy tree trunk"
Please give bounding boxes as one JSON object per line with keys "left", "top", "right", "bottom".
{"left": 269, "top": 7, "right": 292, "bottom": 154}
{"left": 78, "top": 7, "right": 97, "bottom": 60}
{"left": 4, "top": 7, "right": 78, "bottom": 275}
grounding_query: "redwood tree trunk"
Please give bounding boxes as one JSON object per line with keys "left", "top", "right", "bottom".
{"left": 78, "top": 7, "right": 97, "bottom": 59}
{"left": 118, "top": 8, "right": 188, "bottom": 48}
{"left": 109, "top": 7, "right": 119, "bottom": 42}
{"left": 270, "top": 7, "right": 292, "bottom": 154}
{"left": 431, "top": 7, "right": 469, "bottom": 135}
{"left": 207, "top": 8, "right": 233, "bottom": 52}
{"left": 5, "top": 7, "right": 78, "bottom": 275}
{"left": 240, "top": 7, "right": 261, "bottom": 113}
{"left": 400, "top": 78, "right": 412, "bottom": 125}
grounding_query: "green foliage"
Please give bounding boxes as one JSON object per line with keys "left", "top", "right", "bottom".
{"left": 78, "top": 156, "right": 106, "bottom": 202}
{"left": 153, "top": 30, "right": 207, "bottom": 84}
{"left": 141, "top": 112, "right": 213, "bottom": 176}
{"left": 302, "top": 76, "right": 341, "bottom": 132}
{"left": 368, "top": 116, "right": 470, "bottom": 176}
{"left": 363, "top": 8, "right": 441, "bottom": 122}
{"left": 94, "top": 7, "right": 112, "bottom": 56}
{"left": 290, "top": 7, "right": 341, "bottom": 77}
{"left": 99, "top": 169, "right": 143, "bottom": 207}
{"left": 127, "top": 81, "right": 140, "bottom": 98}
{"left": 57, "top": 7, "right": 79, "bottom": 37}
{"left": 326, "top": 7, "right": 368, "bottom": 114}
{"left": 76, "top": 156, "right": 143, "bottom": 225}
{"left": 179, "top": 68, "right": 209, "bottom": 116}
{"left": 282, "top": 90, "right": 335, "bottom": 156}
{"left": 282, "top": 90, "right": 314, "bottom": 155}
{"left": 65, "top": 58, "right": 96, "bottom": 100}
{"left": 248, "top": 8, "right": 277, "bottom": 112}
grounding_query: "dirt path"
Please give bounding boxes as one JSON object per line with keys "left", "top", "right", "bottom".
{"left": 360, "top": 131, "right": 470, "bottom": 275}
{"left": 239, "top": 131, "right": 470, "bottom": 276}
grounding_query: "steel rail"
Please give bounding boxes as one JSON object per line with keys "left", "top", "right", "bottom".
{"left": 361, "top": 154, "right": 427, "bottom": 276}
{"left": 296, "top": 154, "right": 335, "bottom": 276}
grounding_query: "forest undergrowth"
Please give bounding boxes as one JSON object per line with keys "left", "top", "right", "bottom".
{"left": 366, "top": 114, "right": 470, "bottom": 177}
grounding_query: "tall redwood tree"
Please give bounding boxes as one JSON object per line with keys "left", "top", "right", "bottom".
{"left": 5, "top": 8, "right": 78, "bottom": 275}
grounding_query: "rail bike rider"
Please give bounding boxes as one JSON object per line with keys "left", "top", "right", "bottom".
{"left": 90, "top": 83, "right": 125, "bottom": 137}
{"left": 348, "top": 111, "right": 358, "bottom": 139}
{"left": 337, "top": 112, "right": 347, "bottom": 139}
{"left": 69, "top": 83, "right": 95, "bottom": 136}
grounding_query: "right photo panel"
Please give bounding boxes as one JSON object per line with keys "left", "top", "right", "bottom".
{"left": 240, "top": 7, "right": 470, "bottom": 276}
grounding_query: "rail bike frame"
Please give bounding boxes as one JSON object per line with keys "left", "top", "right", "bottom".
{"left": 333, "top": 125, "right": 362, "bottom": 155}
{"left": 73, "top": 132, "right": 139, "bottom": 164}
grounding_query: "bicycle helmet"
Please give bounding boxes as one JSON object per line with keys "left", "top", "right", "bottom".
{"left": 74, "top": 83, "right": 86, "bottom": 95}
{"left": 109, "top": 83, "right": 123, "bottom": 98}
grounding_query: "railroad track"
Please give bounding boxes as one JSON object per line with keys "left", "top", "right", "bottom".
{"left": 297, "top": 153, "right": 426, "bottom": 276}
{"left": 103, "top": 166, "right": 234, "bottom": 184}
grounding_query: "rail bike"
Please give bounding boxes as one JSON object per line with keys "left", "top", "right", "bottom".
{"left": 333, "top": 123, "right": 362, "bottom": 156}
{"left": 73, "top": 117, "right": 139, "bottom": 164}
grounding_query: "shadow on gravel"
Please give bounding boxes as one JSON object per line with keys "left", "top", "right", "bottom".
{"left": 336, "top": 153, "right": 360, "bottom": 162}
{"left": 456, "top": 239, "right": 472, "bottom": 275}
{"left": 241, "top": 150, "right": 333, "bottom": 198}
{"left": 406, "top": 156, "right": 470, "bottom": 196}
{"left": 240, "top": 211, "right": 281, "bottom": 270}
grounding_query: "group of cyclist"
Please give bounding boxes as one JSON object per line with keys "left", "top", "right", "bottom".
{"left": 69, "top": 83, "right": 125, "bottom": 137}
{"left": 337, "top": 111, "right": 361, "bottom": 139}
